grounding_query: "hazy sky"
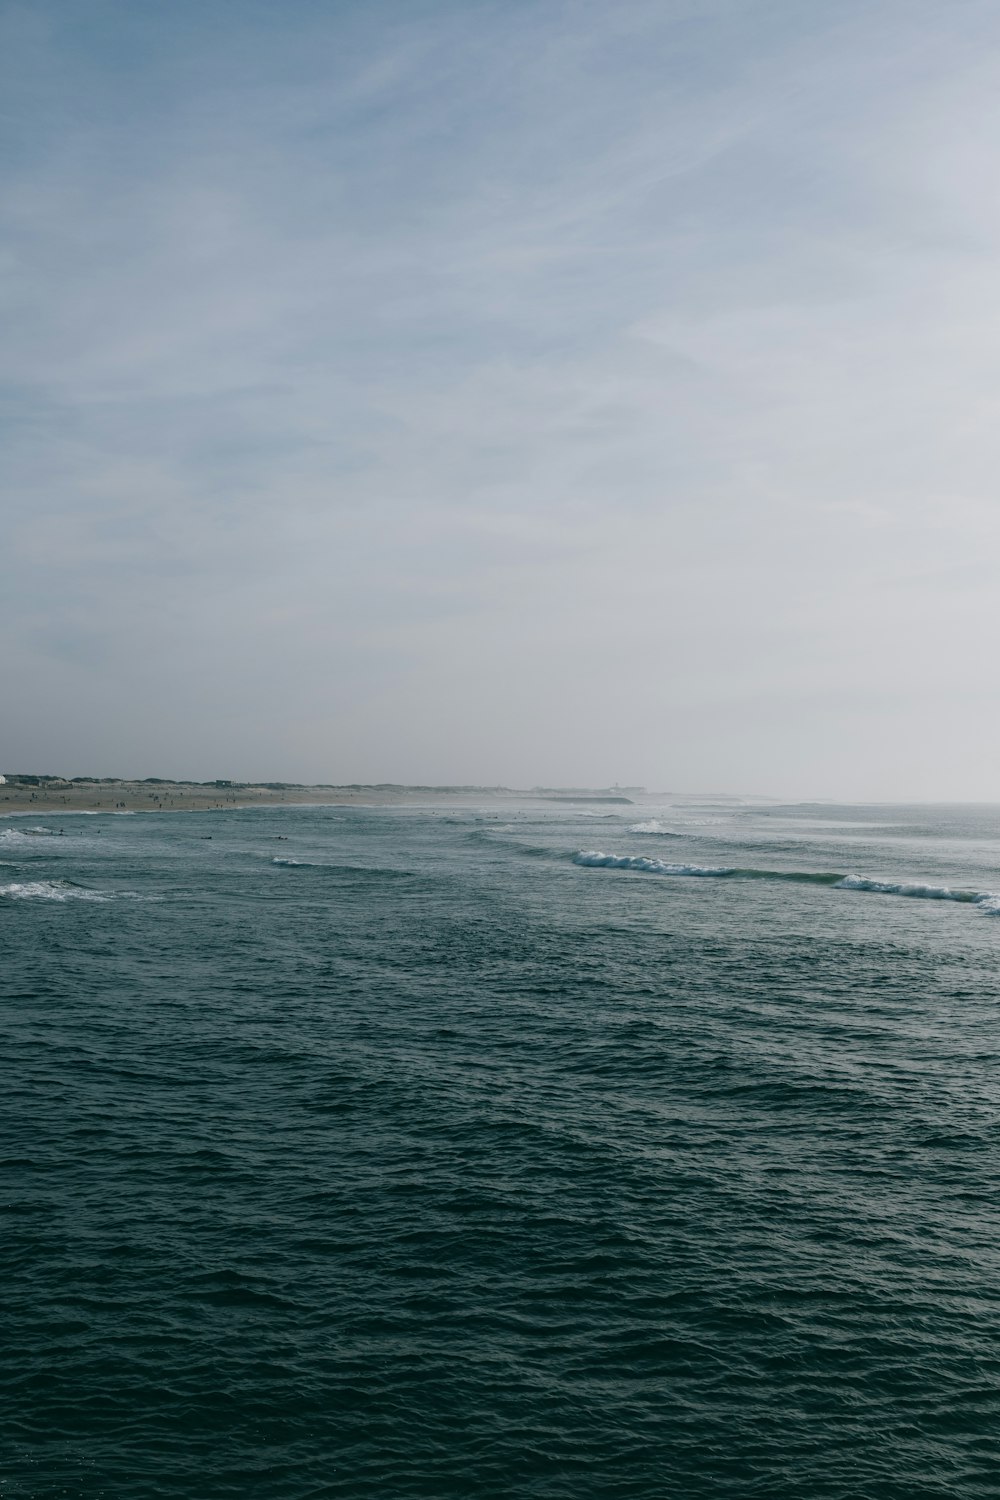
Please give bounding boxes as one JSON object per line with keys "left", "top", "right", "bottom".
{"left": 4, "top": 0, "right": 1000, "bottom": 796}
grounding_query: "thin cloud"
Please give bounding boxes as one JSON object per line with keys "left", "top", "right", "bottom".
{"left": 3, "top": 1, "right": 1000, "bottom": 794}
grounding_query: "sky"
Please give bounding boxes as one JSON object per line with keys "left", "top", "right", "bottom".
{"left": 4, "top": 0, "right": 1000, "bottom": 797}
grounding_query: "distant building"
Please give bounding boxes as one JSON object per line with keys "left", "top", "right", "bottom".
{"left": 0, "top": 774, "right": 6, "bottom": 784}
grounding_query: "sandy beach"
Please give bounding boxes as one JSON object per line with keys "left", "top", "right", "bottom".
{"left": 0, "top": 779, "right": 530, "bottom": 816}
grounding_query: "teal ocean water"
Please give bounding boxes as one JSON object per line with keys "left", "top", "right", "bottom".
{"left": 3, "top": 797, "right": 1000, "bottom": 1498}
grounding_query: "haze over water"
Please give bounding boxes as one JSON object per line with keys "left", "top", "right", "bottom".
{"left": 4, "top": 797, "right": 1000, "bottom": 1497}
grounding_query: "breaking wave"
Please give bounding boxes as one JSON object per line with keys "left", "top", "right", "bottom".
{"left": 271, "top": 857, "right": 313, "bottom": 866}
{"left": 627, "top": 820, "right": 679, "bottom": 836}
{"left": 834, "top": 874, "right": 997, "bottom": 906}
{"left": 573, "top": 852, "right": 1000, "bottom": 914}
{"left": 0, "top": 880, "right": 108, "bottom": 902}
{"left": 575, "top": 853, "right": 735, "bottom": 876}
{"left": 0, "top": 878, "right": 155, "bottom": 902}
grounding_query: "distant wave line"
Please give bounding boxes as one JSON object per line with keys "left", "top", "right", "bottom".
{"left": 573, "top": 852, "right": 1000, "bottom": 913}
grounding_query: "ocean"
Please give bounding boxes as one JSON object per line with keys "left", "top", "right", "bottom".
{"left": 3, "top": 797, "right": 999, "bottom": 1498}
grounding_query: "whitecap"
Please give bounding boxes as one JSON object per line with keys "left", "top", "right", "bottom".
{"left": 835, "top": 874, "right": 987, "bottom": 905}
{"left": 574, "top": 851, "right": 734, "bottom": 876}
{"left": 574, "top": 851, "right": 1000, "bottom": 916}
{"left": 0, "top": 880, "right": 108, "bottom": 902}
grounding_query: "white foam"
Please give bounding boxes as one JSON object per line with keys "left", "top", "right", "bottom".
{"left": 627, "top": 820, "right": 677, "bottom": 835}
{"left": 271, "top": 856, "right": 312, "bottom": 866}
{"left": 574, "top": 851, "right": 733, "bottom": 876}
{"left": 575, "top": 851, "right": 1000, "bottom": 916}
{"left": 835, "top": 874, "right": 999, "bottom": 908}
{"left": 0, "top": 880, "right": 108, "bottom": 902}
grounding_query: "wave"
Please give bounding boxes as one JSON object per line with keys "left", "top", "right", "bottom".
{"left": 834, "top": 874, "right": 993, "bottom": 905}
{"left": 573, "top": 852, "right": 1000, "bottom": 913}
{"left": 575, "top": 853, "right": 737, "bottom": 876}
{"left": 0, "top": 827, "right": 61, "bottom": 843}
{"left": 268, "top": 858, "right": 422, "bottom": 883}
{"left": 0, "top": 880, "right": 108, "bottom": 902}
{"left": 627, "top": 820, "right": 679, "bottom": 836}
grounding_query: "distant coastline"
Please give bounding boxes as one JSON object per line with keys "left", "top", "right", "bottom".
{"left": 0, "top": 777, "right": 641, "bottom": 815}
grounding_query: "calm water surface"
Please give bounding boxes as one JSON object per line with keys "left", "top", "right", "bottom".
{"left": 3, "top": 798, "right": 1000, "bottom": 1498}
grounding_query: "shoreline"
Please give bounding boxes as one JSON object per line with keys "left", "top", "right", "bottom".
{"left": 0, "top": 781, "right": 635, "bottom": 816}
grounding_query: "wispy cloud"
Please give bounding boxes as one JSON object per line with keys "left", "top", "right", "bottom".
{"left": 4, "top": 0, "right": 1000, "bottom": 793}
